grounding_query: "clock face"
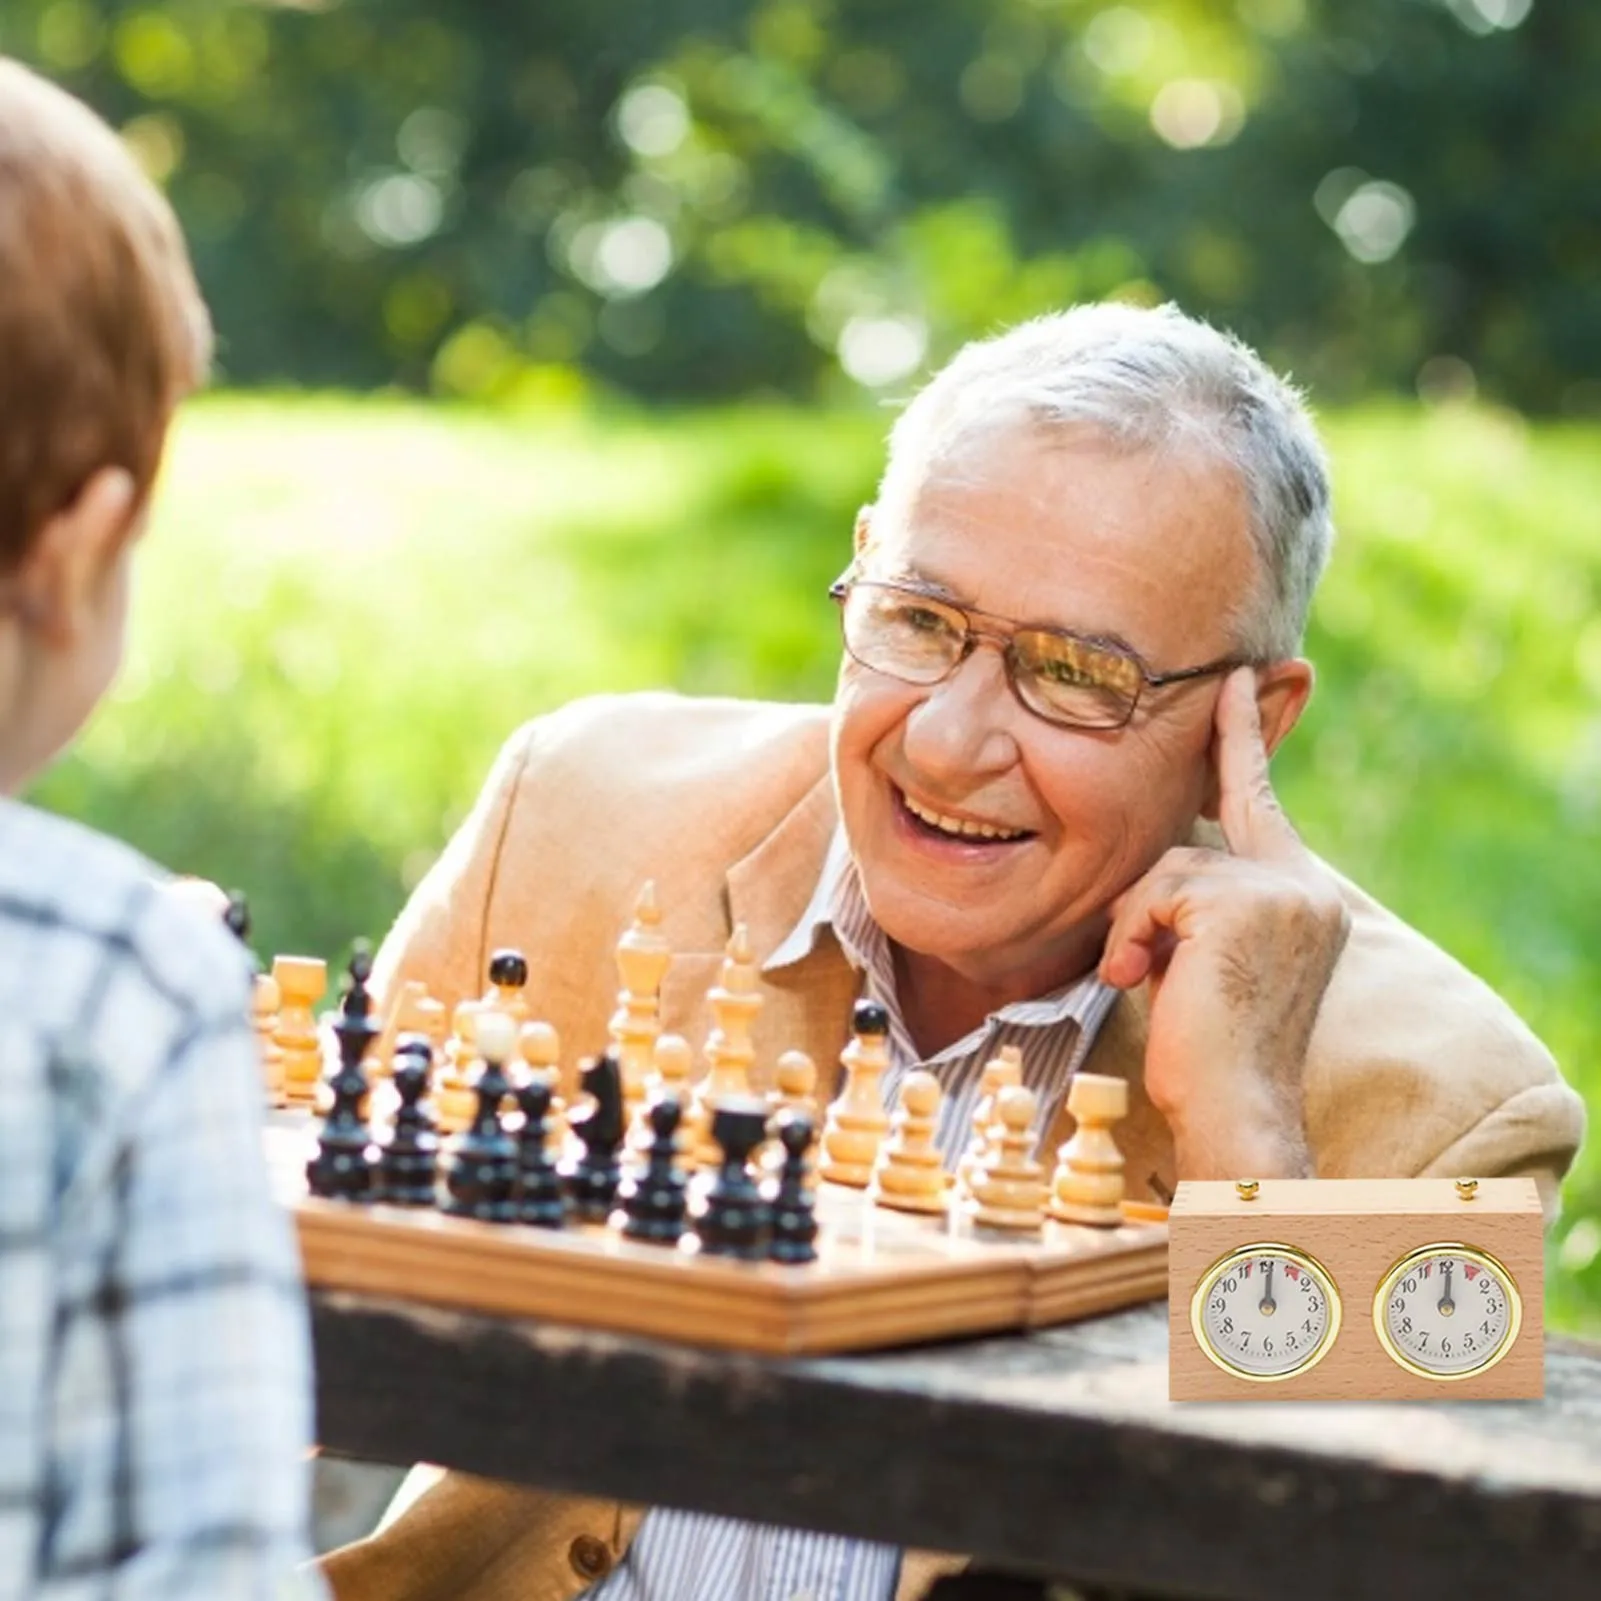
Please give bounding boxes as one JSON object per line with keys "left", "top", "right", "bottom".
{"left": 1191, "top": 1244, "right": 1341, "bottom": 1381}
{"left": 1375, "top": 1245, "right": 1521, "bottom": 1380}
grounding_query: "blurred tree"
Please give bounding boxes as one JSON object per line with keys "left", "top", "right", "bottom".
{"left": 1, "top": 0, "right": 1595, "bottom": 411}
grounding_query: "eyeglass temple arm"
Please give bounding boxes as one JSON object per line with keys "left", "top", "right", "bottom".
{"left": 1143, "top": 656, "right": 1253, "bottom": 689}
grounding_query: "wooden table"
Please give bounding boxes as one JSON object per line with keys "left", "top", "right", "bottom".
{"left": 312, "top": 1290, "right": 1601, "bottom": 1601}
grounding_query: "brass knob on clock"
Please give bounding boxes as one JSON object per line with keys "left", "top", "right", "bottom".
{"left": 1455, "top": 1177, "right": 1479, "bottom": 1201}
{"left": 1235, "top": 1178, "right": 1260, "bottom": 1201}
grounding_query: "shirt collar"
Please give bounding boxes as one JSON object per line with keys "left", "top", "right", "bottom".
{"left": 763, "top": 824, "right": 1115, "bottom": 1035}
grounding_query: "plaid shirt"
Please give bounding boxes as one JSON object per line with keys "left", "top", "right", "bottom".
{"left": 590, "top": 827, "right": 1117, "bottom": 1601}
{"left": 0, "top": 798, "right": 325, "bottom": 1600}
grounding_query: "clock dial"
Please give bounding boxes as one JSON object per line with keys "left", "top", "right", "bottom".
{"left": 1375, "top": 1245, "right": 1522, "bottom": 1380}
{"left": 1191, "top": 1244, "right": 1341, "bottom": 1381}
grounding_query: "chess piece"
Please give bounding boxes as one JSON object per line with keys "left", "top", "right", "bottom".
{"left": 369, "top": 978, "right": 430, "bottom": 1082}
{"left": 222, "top": 891, "right": 254, "bottom": 956}
{"left": 253, "top": 970, "right": 286, "bottom": 1108}
{"left": 611, "top": 882, "right": 672, "bottom": 1119}
{"left": 966, "top": 1085, "right": 1047, "bottom": 1233}
{"left": 514, "top": 1075, "right": 567, "bottom": 1228}
{"left": 768, "top": 1111, "right": 819, "bottom": 1265}
{"left": 378, "top": 1034, "right": 440, "bottom": 1206}
{"left": 652, "top": 1032, "right": 694, "bottom": 1101}
{"left": 620, "top": 1097, "right": 689, "bottom": 1244}
{"left": 564, "top": 1050, "right": 626, "bottom": 1223}
{"left": 693, "top": 1098, "right": 771, "bottom": 1260}
{"left": 688, "top": 924, "right": 764, "bottom": 1168}
{"left": 958, "top": 1045, "right": 1023, "bottom": 1197}
{"left": 818, "top": 999, "right": 892, "bottom": 1187}
{"left": 305, "top": 946, "right": 379, "bottom": 1201}
{"left": 518, "top": 1019, "right": 566, "bottom": 1155}
{"left": 871, "top": 1070, "right": 947, "bottom": 1215}
{"left": 440, "top": 1009, "right": 519, "bottom": 1223}
{"left": 434, "top": 1000, "right": 482, "bottom": 1136}
{"left": 1047, "top": 1072, "right": 1129, "bottom": 1227}
{"left": 482, "top": 949, "right": 531, "bottom": 1027}
{"left": 762, "top": 1047, "right": 819, "bottom": 1180}
{"left": 273, "top": 954, "right": 327, "bottom": 1108}
{"left": 770, "top": 1049, "right": 818, "bottom": 1120}
{"left": 628, "top": 1032, "right": 694, "bottom": 1159}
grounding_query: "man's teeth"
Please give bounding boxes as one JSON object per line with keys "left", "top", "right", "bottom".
{"left": 903, "top": 793, "right": 1026, "bottom": 842}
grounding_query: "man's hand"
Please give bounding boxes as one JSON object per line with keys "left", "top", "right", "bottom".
{"left": 1098, "top": 668, "right": 1350, "bottom": 1179}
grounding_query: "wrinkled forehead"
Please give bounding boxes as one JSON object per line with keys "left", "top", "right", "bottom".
{"left": 865, "top": 420, "right": 1260, "bottom": 659}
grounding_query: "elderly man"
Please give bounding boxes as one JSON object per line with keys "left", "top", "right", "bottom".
{"left": 321, "top": 303, "right": 1584, "bottom": 1601}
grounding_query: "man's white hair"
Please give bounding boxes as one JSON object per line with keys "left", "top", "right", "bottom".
{"left": 875, "top": 303, "right": 1335, "bottom": 660}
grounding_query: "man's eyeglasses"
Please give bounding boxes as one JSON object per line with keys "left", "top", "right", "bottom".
{"left": 829, "top": 574, "right": 1250, "bottom": 732}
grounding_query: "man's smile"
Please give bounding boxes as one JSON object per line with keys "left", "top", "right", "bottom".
{"left": 891, "top": 782, "right": 1037, "bottom": 849}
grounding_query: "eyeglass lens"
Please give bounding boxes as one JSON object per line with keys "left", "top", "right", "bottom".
{"left": 841, "top": 585, "right": 1139, "bottom": 729}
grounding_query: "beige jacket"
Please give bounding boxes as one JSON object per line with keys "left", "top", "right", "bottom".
{"left": 320, "top": 692, "right": 1586, "bottom": 1601}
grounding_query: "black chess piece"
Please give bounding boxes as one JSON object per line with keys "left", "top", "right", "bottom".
{"left": 488, "top": 948, "right": 529, "bottom": 991}
{"left": 441, "top": 1012, "right": 519, "bottom": 1223}
{"left": 306, "top": 944, "right": 379, "bottom": 1202}
{"left": 221, "top": 891, "right": 261, "bottom": 973}
{"left": 514, "top": 1075, "right": 567, "bottom": 1229}
{"left": 853, "top": 996, "right": 890, "bottom": 1042}
{"left": 694, "top": 1097, "right": 772, "bottom": 1260}
{"left": 620, "top": 1097, "right": 688, "bottom": 1244}
{"left": 564, "top": 1050, "right": 626, "bottom": 1223}
{"left": 377, "top": 1034, "right": 439, "bottom": 1207}
{"left": 768, "top": 1110, "right": 818, "bottom": 1265}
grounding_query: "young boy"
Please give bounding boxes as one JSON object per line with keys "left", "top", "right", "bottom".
{"left": 0, "top": 59, "right": 325, "bottom": 1599}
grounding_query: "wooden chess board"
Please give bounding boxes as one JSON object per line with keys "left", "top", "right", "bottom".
{"left": 267, "top": 1115, "right": 1169, "bottom": 1356}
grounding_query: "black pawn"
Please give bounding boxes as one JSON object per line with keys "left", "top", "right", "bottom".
{"left": 621, "top": 1098, "right": 688, "bottom": 1244}
{"left": 378, "top": 1034, "right": 439, "bottom": 1207}
{"left": 221, "top": 891, "right": 261, "bottom": 973}
{"left": 768, "top": 1111, "right": 818, "bottom": 1265}
{"left": 694, "top": 1098, "right": 771, "bottom": 1261}
{"left": 564, "top": 1051, "right": 626, "bottom": 1223}
{"left": 488, "top": 948, "right": 529, "bottom": 990}
{"left": 440, "top": 1020, "right": 518, "bottom": 1223}
{"left": 306, "top": 944, "right": 379, "bottom": 1202}
{"left": 514, "top": 1076, "right": 567, "bottom": 1229}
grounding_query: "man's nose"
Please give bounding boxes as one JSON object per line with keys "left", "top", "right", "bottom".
{"left": 900, "top": 643, "right": 1019, "bottom": 780}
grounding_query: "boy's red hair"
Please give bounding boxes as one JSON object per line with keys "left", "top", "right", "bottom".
{"left": 0, "top": 58, "right": 211, "bottom": 569}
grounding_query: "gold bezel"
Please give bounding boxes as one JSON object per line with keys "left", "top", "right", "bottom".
{"left": 1188, "top": 1241, "right": 1343, "bottom": 1383}
{"left": 1372, "top": 1242, "right": 1523, "bottom": 1382}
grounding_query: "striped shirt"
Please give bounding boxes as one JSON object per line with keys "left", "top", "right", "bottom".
{"left": 0, "top": 798, "right": 326, "bottom": 1601}
{"left": 586, "top": 827, "right": 1116, "bottom": 1601}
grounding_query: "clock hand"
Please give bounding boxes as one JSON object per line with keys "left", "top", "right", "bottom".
{"left": 1438, "top": 1260, "right": 1455, "bottom": 1317}
{"left": 1259, "top": 1259, "right": 1277, "bottom": 1316}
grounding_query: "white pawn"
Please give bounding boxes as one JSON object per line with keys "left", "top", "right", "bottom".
{"left": 871, "top": 1070, "right": 946, "bottom": 1215}
{"left": 966, "top": 1085, "right": 1047, "bottom": 1233}
{"left": 1047, "top": 1072, "right": 1128, "bottom": 1227}
{"left": 435, "top": 1000, "right": 482, "bottom": 1136}
{"left": 958, "top": 1044, "right": 1022, "bottom": 1197}
{"left": 628, "top": 1029, "right": 695, "bottom": 1155}
{"left": 518, "top": 1019, "right": 566, "bottom": 1156}
{"left": 253, "top": 972, "right": 285, "bottom": 1108}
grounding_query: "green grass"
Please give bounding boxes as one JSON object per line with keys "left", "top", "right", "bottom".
{"left": 30, "top": 393, "right": 1601, "bottom": 1333}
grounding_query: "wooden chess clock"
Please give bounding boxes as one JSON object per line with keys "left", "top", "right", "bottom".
{"left": 1168, "top": 1176, "right": 1544, "bottom": 1401}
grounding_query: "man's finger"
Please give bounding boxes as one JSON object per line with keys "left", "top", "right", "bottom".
{"left": 1215, "top": 667, "right": 1299, "bottom": 861}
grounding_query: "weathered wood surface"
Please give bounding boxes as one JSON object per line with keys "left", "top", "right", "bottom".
{"left": 313, "top": 1292, "right": 1601, "bottom": 1601}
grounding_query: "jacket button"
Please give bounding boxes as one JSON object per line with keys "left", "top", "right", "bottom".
{"left": 569, "top": 1534, "right": 614, "bottom": 1581}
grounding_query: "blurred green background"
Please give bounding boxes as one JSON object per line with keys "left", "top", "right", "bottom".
{"left": 3, "top": 1, "right": 1599, "bottom": 1332}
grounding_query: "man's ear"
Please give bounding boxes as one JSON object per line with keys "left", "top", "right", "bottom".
{"left": 13, "top": 467, "right": 139, "bottom": 645}
{"left": 853, "top": 504, "right": 874, "bottom": 558}
{"left": 1256, "top": 658, "right": 1314, "bottom": 757}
